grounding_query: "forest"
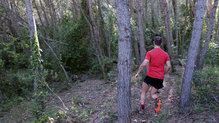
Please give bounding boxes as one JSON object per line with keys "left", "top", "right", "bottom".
{"left": 0, "top": 0, "right": 219, "bottom": 122}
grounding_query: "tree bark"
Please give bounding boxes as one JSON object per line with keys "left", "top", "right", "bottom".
{"left": 181, "top": 0, "right": 189, "bottom": 58}
{"left": 39, "top": 0, "right": 49, "bottom": 26}
{"left": 0, "top": 88, "right": 3, "bottom": 102}
{"left": 87, "top": 0, "right": 107, "bottom": 81}
{"left": 159, "top": 0, "right": 173, "bottom": 57}
{"left": 214, "top": 11, "right": 219, "bottom": 42}
{"left": 136, "top": 0, "right": 147, "bottom": 75}
{"left": 33, "top": 0, "right": 44, "bottom": 26}
{"left": 25, "top": 0, "right": 41, "bottom": 89}
{"left": 58, "top": 0, "right": 63, "bottom": 21}
{"left": 190, "top": 0, "right": 196, "bottom": 16}
{"left": 136, "top": 0, "right": 146, "bottom": 63}
{"left": 198, "top": 0, "right": 218, "bottom": 68}
{"left": 97, "top": 0, "right": 111, "bottom": 58}
{"left": 116, "top": 0, "right": 132, "bottom": 122}
{"left": 72, "top": 0, "right": 81, "bottom": 19}
{"left": 180, "top": 0, "right": 206, "bottom": 111}
{"left": 130, "top": 0, "right": 140, "bottom": 65}
{"left": 172, "top": 0, "right": 179, "bottom": 56}
{"left": 151, "top": 0, "right": 156, "bottom": 28}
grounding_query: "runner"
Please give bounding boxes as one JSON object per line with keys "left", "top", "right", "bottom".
{"left": 135, "top": 36, "right": 171, "bottom": 115}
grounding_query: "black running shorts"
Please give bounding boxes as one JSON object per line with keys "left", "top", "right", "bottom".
{"left": 144, "top": 75, "right": 164, "bottom": 89}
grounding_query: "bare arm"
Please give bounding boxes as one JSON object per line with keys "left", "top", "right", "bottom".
{"left": 164, "top": 61, "right": 171, "bottom": 74}
{"left": 135, "top": 59, "right": 149, "bottom": 79}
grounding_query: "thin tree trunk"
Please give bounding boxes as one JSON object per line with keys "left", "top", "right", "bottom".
{"left": 72, "top": 0, "right": 80, "bottom": 19}
{"left": 198, "top": 0, "right": 218, "bottom": 68}
{"left": 25, "top": 0, "right": 41, "bottom": 92}
{"left": 190, "top": 0, "right": 196, "bottom": 16}
{"left": 87, "top": 0, "right": 107, "bottom": 81}
{"left": 172, "top": 0, "right": 179, "bottom": 56}
{"left": 41, "top": 37, "right": 71, "bottom": 85}
{"left": 97, "top": 0, "right": 111, "bottom": 58}
{"left": 180, "top": 0, "right": 206, "bottom": 111}
{"left": 181, "top": 0, "right": 189, "bottom": 58}
{"left": 116, "top": 0, "right": 132, "bottom": 122}
{"left": 159, "top": 0, "right": 173, "bottom": 57}
{"left": 0, "top": 88, "right": 3, "bottom": 102}
{"left": 130, "top": 0, "right": 140, "bottom": 65}
{"left": 58, "top": 0, "right": 63, "bottom": 21}
{"left": 214, "top": 12, "right": 219, "bottom": 42}
{"left": 39, "top": 0, "right": 49, "bottom": 26}
{"left": 136, "top": 0, "right": 147, "bottom": 75}
{"left": 33, "top": 0, "right": 44, "bottom": 26}
{"left": 130, "top": 0, "right": 134, "bottom": 18}
{"left": 151, "top": 0, "right": 155, "bottom": 28}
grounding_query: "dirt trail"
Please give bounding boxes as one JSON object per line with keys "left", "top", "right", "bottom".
{"left": 49, "top": 66, "right": 219, "bottom": 122}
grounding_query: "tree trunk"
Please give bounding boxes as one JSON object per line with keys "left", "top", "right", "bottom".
{"left": 159, "top": 0, "right": 173, "bottom": 57}
{"left": 72, "top": 0, "right": 81, "bottom": 19}
{"left": 0, "top": 88, "right": 3, "bottom": 102}
{"left": 172, "top": 0, "right": 179, "bottom": 56}
{"left": 180, "top": 0, "right": 206, "bottom": 111}
{"left": 136, "top": 0, "right": 147, "bottom": 75}
{"left": 87, "top": 0, "right": 107, "bottom": 81}
{"left": 33, "top": 0, "right": 44, "bottom": 26}
{"left": 151, "top": 0, "right": 155, "bottom": 28}
{"left": 25, "top": 0, "right": 41, "bottom": 90}
{"left": 130, "top": 0, "right": 140, "bottom": 65}
{"left": 214, "top": 11, "right": 219, "bottom": 42}
{"left": 181, "top": 0, "right": 189, "bottom": 58}
{"left": 39, "top": 0, "right": 49, "bottom": 26}
{"left": 58, "top": 0, "right": 63, "bottom": 21}
{"left": 116, "top": 0, "right": 132, "bottom": 122}
{"left": 198, "top": 0, "right": 218, "bottom": 68}
{"left": 190, "top": 0, "right": 196, "bottom": 16}
{"left": 97, "top": 0, "right": 111, "bottom": 58}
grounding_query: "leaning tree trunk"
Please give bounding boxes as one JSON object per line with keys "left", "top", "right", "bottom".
{"left": 159, "top": 0, "right": 173, "bottom": 57}
{"left": 180, "top": 0, "right": 206, "bottom": 111}
{"left": 116, "top": 0, "right": 132, "bottom": 122}
{"left": 198, "top": 0, "right": 218, "bottom": 68}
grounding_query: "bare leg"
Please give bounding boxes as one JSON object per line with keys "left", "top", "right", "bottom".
{"left": 150, "top": 87, "right": 158, "bottom": 100}
{"left": 151, "top": 87, "right": 162, "bottom": 114}
{"left": 140, "top": 82, "right": 151, "bottom": 105}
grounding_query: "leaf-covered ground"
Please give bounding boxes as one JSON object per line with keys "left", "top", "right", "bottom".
{"left": 1, "top": 66, "right": 219, "bottom": 122}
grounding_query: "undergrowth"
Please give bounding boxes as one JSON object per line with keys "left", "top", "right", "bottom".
{"left": 192, "top": 65, "right": 219, "bottom": 112}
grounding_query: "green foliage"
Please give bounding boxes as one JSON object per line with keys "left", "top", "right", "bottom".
{"left": 192, "top": 65, "right": 219, "bottom": 110}
{"left": 0, "top": 70, "right": 33, "bottom": 99}
{"left": 41, "top": 17, "right": 90, "bottom": 74}
{"left": 205, "top": 42, "right": 219, "bottom": 65}
{"left": 0, "top": 36, "right": 29, "bottom": 69}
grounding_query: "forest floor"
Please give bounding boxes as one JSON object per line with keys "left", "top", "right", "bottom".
{"left": 1, "top": 65, "right": 219, "bottom": 122}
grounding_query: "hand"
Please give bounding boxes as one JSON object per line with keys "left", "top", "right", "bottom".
{"left": 135, "top": 73, "right": 139, "bottom": 80}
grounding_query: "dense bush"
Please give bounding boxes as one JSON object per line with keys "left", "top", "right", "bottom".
{"left": 192, "top": 65, "right": 219, "bottom": 110}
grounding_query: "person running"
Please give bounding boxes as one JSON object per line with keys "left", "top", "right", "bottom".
{"left": 135, "top": 36, "right": 171, "bottom": 115}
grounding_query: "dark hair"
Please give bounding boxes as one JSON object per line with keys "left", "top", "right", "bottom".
{"left": 154, "top": 36, "right": 162, "bottom": 46}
